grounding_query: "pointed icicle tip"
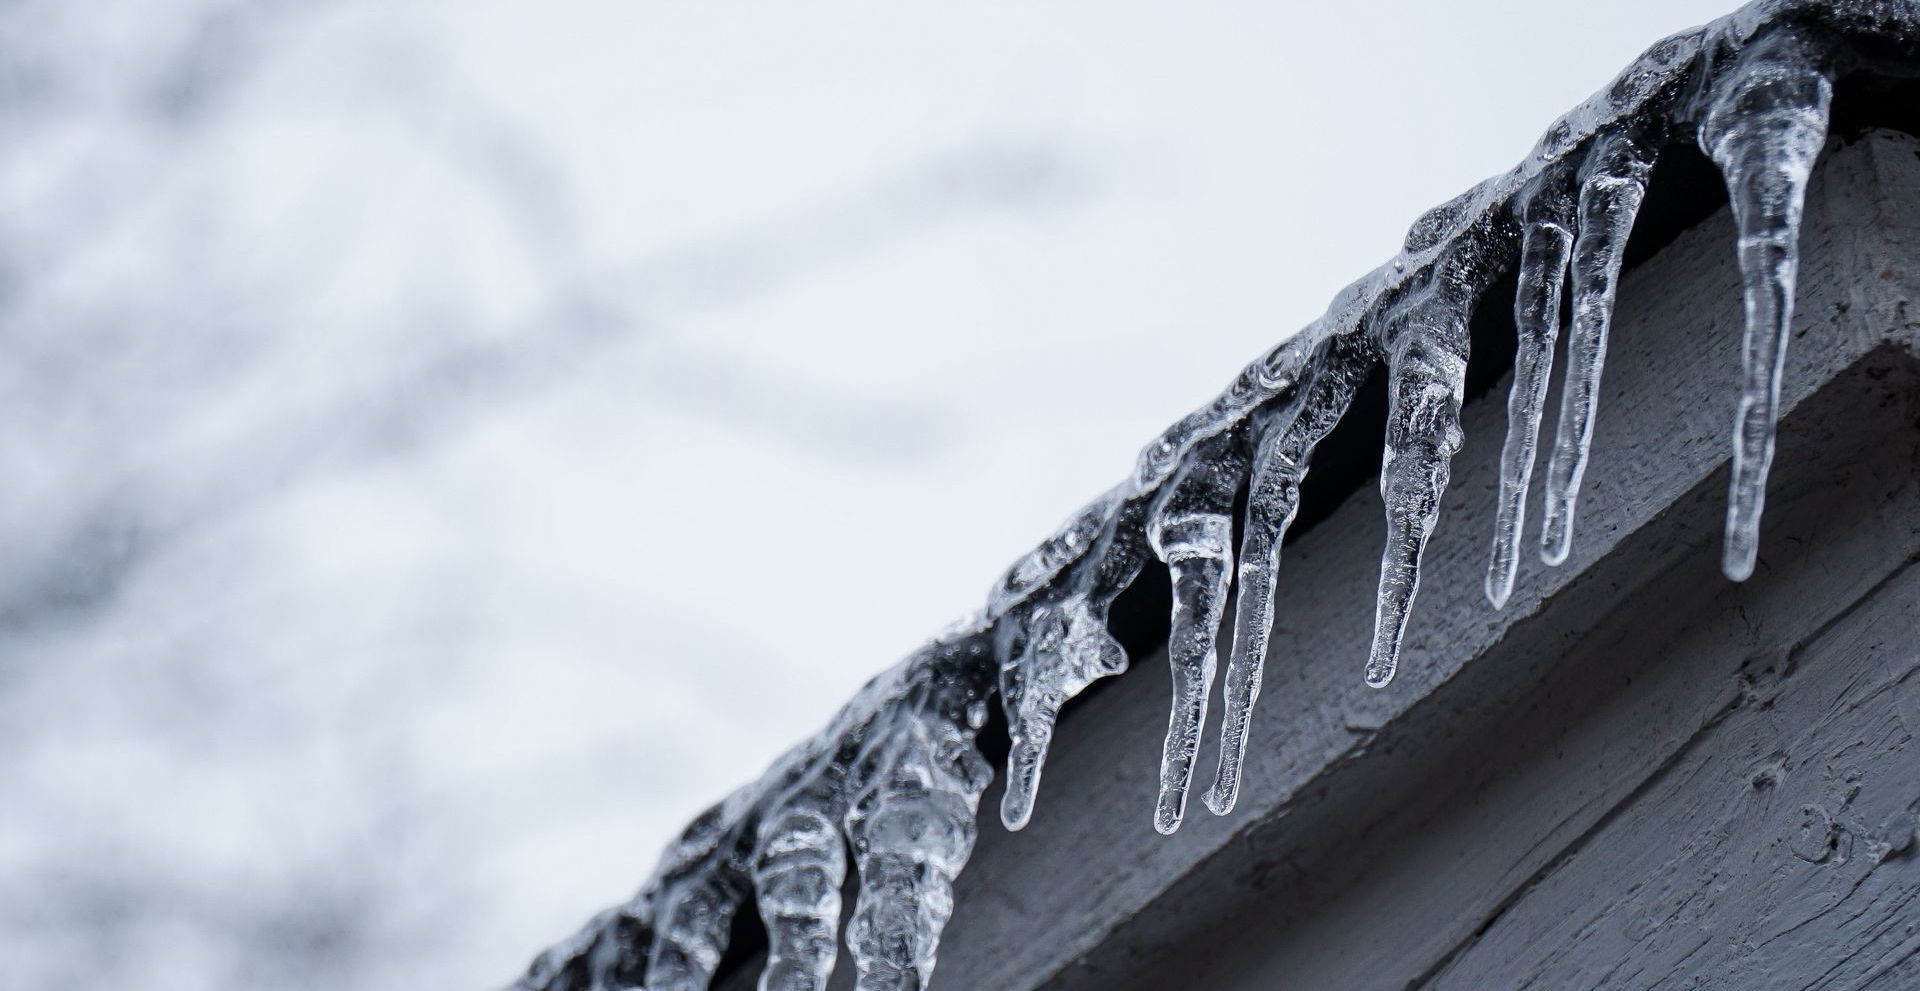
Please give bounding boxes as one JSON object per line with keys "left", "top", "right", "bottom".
{"left": 998, "top": 724, "right": 1048, "bottom": 832}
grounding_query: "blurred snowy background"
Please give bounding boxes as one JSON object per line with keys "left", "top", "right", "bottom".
{"left": 1, "top": 1, "right": 1733, "bottom": 987}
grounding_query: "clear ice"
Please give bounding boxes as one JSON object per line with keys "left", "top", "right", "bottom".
{"left": 514, "top": 3, "right": 1899, "bottom": 987}
{"left": 1538, "top": 131, "right": 1656, "bottom": 568}
{"left": 1487, "top": 193, "right": 1574, "bottom": 608}
{"left": 1701, "top": 26, "right": 1834, "bottom": 581}
{"left": 1206, "top": 340, "right": 1365, "bottom": 814}
{"left": 1147, "top": 433, "right": 1247, "bottom": 834}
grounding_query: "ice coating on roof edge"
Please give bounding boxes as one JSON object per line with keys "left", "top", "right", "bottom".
{"left": 515, "top": 4, "right": 1917, "bottom": 988}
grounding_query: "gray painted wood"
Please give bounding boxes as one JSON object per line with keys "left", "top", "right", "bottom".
{"left": 716, "top": 130, "right": 1920, "bottom": 991}
{"left": 1052, "top": 349, "right": 1920, "bottom": 991}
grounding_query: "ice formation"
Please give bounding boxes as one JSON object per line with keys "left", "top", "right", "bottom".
{"left": 514, "top": 3, "right": 1909, "bottom": 987}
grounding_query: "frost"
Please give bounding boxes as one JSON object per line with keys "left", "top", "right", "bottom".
{"left": 514, "top": 2, "right": 1915, "bottom": 987}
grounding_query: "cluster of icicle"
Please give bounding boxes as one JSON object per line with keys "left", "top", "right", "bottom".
{"left": 514, "top": 3, "right": 1917, "bottom": 988}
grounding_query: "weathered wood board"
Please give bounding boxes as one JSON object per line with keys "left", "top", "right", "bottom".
{"left": 716, "top": 129, "right": 1920, "bottom": 991}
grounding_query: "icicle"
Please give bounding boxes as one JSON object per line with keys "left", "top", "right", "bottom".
{"left": 626, "top": 789, "right": 760, "bottom": 991}
{"left": 1367, "top": 314, "right": 1468, "bottom": 688}
{"left": 1203, "top": 343, "right": 1364, "bottom": 815}
{"left": 644, "top": 872, "right": 748, "bottom": 991}
{"left": 845, "top": 705, "right": 991, "bottom": 990}
{"left": 586, "top": 908, "right": 653, "bottom": 990}
{"left": 996, "top": 592, "right": 1129, "bottom": 830}
{"left": 1698, "top": 28, "right": 1832, "bottom": 581}
{"left": 1539, "top": 131, "right": 1655, "bottom": 566}
{"left": 519, "top": 797, "right": 754, "bottom": 991}
{"left": 516, "top": 903, "right": 649, "bottom": 991}
{"left": 1486, "top": 188, "right": 1575, "bottom": 607}
{"left": 751, "top": 801, "right": 847, "bottom": 991}
{"left": 1146, "top": 433, "right": 1249, "bottom": 834}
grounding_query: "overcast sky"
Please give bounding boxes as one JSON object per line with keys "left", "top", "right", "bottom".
{"left": 1, "top": 1, "right": 1737, "bottom": 987}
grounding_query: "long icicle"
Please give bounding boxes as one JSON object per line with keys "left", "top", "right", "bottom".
{"left": 1147, "top": 432, "right": 1249, "bottom": 834}
{"left": 1367, "top": 312, "right": 1468, "bottom": 688}
{"left": 1539, "top": 131, "right": 1656, "bottom": 566}
{"left": 1699, "top": 28, "right": 1832, "bottom": 581}
{"left": 1204, "top": 342, "right": 1364, "bottom": 815}
{"left": 1486, "top": 188, "right": 1575, "bottom": 607}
